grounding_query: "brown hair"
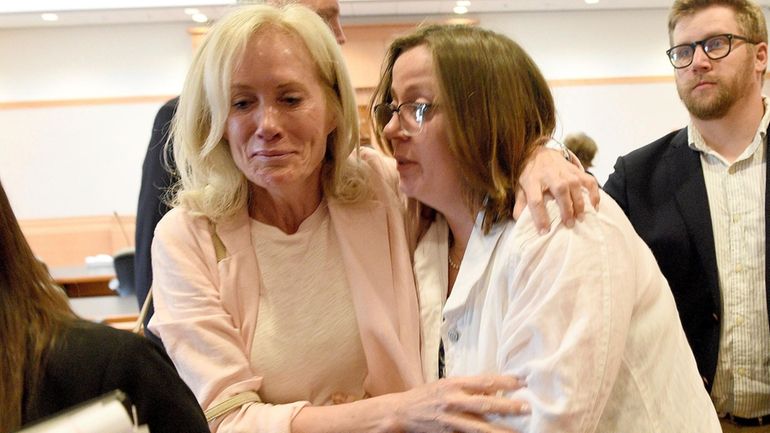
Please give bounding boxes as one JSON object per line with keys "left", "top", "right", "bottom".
{"left": 669, "top": 0, "right": 768, "bottom": 46}
{"left": 0, "top": 181, "right": 75, "bottom": 431}
{"left": 563, "top": 132, "right": 598, "bottom": 168}
{"left": 370, "top": 24, "right": 556, "bottom": 233}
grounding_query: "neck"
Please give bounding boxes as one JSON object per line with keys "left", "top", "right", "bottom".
{"left": 443, "top": 204, "right": 475, "bottom": 262}
{"left": 249, "top": 181, "right": 323, "bottom": 234}
{"left": 691, "top": 93, "right": 764, "bottom": 163}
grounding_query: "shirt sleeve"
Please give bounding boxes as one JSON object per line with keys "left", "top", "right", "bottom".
{"left": 149, "top": 210, "right": 309, "bottom": 433}
{"left": 496, "top": 200, "right": 635, "bottom": 433}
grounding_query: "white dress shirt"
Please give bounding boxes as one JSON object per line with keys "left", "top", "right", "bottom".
{"left": 415, "top": 191, "right": 720, "bottom": 432}
{"left": 688, "top": 98, "right": 770, "bottom": 418}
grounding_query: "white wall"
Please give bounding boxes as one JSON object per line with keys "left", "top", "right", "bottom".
{"left": 0, "top": 8, "right": 733, "bottom": 218}
{"left": 0, "top": 22, "right": 192, "bottom": 219}
{"left": 480, "top": 8, "right": 690, "bottom": 183}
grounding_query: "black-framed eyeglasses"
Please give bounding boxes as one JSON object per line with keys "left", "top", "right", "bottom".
{"left": 666, "top": 33, "right": 756, "bottom": 69}
{"left": 373, "top": 102, "right": 435, "bottom": 137}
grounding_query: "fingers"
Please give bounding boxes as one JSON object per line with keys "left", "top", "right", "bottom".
{"left": 516, "top": 146, "right": 593, "bottom": 234}
{"left": 512, "top": 189, "right": 526, "bottom": 221}
{"left": 431, "top": 412, "right": 522, "bottom": 433}
{"left": 567, "top": 149, "right": 584, "bottom": 171}
{"left": 523, "top": 190, "right": 550, "bottom": 234}
{"left": 582, "top": 173, "right": 601, "bottom": 209}
{"left": 453, "top": 375, "right": 525, "bottom": 394}
{"left": 450, "top": 394, "right": 531, "bottom": 417}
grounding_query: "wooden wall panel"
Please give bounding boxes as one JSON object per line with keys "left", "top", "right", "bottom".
{"left": 19, "top": 215, "right": 135, "bottom": 267}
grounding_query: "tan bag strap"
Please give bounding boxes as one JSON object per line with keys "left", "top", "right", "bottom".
{"left": 132, "top": 220, "right": 228, "bottom": 335}
{"left": 204, "top": 391, "right": 262, "bottom": 422}
{"left": 210, "top": 222, "right": 227, "bottom": 262}
{"left": 132, "top": 288, "right": 153, "bottom": 334}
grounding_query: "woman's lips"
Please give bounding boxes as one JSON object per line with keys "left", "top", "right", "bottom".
{"left": 251, "top": 150, "right": 294, "bottom": 159}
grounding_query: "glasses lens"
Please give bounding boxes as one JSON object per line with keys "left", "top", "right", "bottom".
{"left": 400, "top": 104, "right": 422, "bottom": 136}
{"left": 374, "top": 104, "right": 395, "bottom": 132}
{"left": 669, "top": 45, "right": 694, "bottom": 68}
{"left": 704, "top": 35, "right": 731, "bottom": 59}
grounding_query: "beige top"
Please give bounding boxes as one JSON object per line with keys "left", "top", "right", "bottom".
{"left": 149, "top": 148, "right": 423, "bottom": 433}
{"left": 688, "top": 98, "right": 770, "bottom": 418}
{"left": 249, "top": 200, "right": 368, "bottom": 406}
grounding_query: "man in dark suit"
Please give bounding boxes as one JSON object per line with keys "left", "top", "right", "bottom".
{"left": 603, "top": 0, "right": 770, "bottom": 429}
{"left": 134, "top": 0, "right": 347, "bottom": 336}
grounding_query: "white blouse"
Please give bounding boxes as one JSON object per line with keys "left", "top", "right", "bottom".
{"left": 414, "top": 191, "right": 721, "bottom": 432}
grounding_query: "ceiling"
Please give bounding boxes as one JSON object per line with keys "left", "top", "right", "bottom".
{"left": 0, "top": 0, "right": 769, "bottom": 29}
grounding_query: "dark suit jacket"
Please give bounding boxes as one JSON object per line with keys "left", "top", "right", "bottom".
{"left": 23, "top": 320, "right": 208, "bottom": 433}
{"left": 603, "top": 126, "right": 770, "bottom": 391}
{"left": 135, "top": 97, "right": 179, "bottom": 339}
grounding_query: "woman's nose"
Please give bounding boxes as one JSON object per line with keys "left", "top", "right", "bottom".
{"left": 381, "top": 111, "right": 403, "bottom": 140}
{"left": 255, "top": 105, "right": 280, "bottom": 140}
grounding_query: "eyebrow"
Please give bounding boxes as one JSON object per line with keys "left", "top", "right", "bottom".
{"left": 229, "top": 82, "right": 308, "bottom": 92}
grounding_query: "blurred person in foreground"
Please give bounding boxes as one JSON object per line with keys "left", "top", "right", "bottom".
{"left": 0, "top": 179, "right": 208, "bottom": 433}
{"left": 372, "top": 23, "right": 721, "bottom": 432}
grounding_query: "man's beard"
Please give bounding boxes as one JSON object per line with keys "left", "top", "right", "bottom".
{"left": 676, "top": 58, "right": 754, "bottom": 120}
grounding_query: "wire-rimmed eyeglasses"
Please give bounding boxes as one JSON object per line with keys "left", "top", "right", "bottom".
{"left": 373, "top": 102, "right": 435, "bottom": 137}
{"left": 666, "top": 33, "right": 756, "bottom": 69}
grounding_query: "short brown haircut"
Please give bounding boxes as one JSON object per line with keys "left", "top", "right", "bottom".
{"left": 563, "top": 132, "right": 598, "bottom": 168}
{"left": 668, "top": 0, "right": 768, "bottom": 46}
{"left": 371, "top": 25, "right": 556, "bottom": 233}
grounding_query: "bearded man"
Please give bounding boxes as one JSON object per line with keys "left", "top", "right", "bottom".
{"left": 603, "top": 0, "right": 770, "bottom": 431}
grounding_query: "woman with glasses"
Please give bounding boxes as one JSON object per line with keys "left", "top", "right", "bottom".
{"left": 149, "top": 5, "right": 537, "bottom": 433}
{"left": 372, "top": 24, "right": 721, "bottom": 432}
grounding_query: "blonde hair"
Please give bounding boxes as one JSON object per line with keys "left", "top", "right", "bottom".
{"left": 371, "top": 25, "right": 556, "bottom": 233}
{"left": 172, "top": 4, "right": 365, "bottom": 221}
{"left": 669, "top": 0, "right": 768, "bottom": 48}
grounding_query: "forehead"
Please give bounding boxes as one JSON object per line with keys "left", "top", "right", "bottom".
{"left": 672, "top": 5, "right": 741, "bottom": 44}
{"left": 391, "top": 45, "right": 436, "bottom": 96}
{"left": 233, "top": 29, "right": 318, "bottom": 80}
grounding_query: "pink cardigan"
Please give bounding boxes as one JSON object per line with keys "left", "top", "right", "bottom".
{"left": 149, "top": 149, "right": 424, "bottom": 433}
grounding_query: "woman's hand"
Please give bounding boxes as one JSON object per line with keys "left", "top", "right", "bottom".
{"left": 387, "top": 375, "right": 528, "bottom": 433}
{"left": 514, "top": 147, "right": 600, "bottom": 234}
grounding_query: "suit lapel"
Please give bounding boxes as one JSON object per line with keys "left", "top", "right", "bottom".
{"left": 668, "top": 129, "right": 721, "bottom": 310}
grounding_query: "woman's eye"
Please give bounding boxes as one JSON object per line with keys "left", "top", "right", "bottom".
{"left": 232, "top": 99, "right": 252, "bottom": 110}
{"left": 281, "top": 95, "right": 302, "bottom": 106}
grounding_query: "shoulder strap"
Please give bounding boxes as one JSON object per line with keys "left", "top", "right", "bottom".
{"left": 209, "top": 220, "right": 227, "bottom": 262}
{"left": 204, "top": 391, "right": 262, "bottom": 423}
{"left": 132, "top": 219, "right": 228, "bottom": 335}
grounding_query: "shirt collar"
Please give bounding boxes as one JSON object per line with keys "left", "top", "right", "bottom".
{"left": 688, "top": 96, "right": 769, "bottom": 161}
